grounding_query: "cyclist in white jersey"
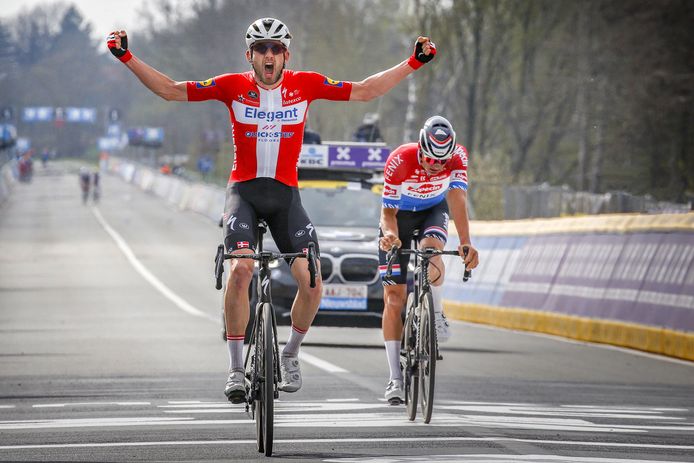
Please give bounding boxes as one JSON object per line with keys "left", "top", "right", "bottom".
{"left": 107, "top": 18, "right": 437, "bottom": 402}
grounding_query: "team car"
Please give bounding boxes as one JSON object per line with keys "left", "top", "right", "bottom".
{"left": 265, "top": 168, "right": 384, "bottom": 327}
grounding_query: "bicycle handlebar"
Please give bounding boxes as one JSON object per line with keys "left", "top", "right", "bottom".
{"left": 306, "top": 242, "right": 317, "bottom": 289}
{"left": 214, "top": 244, "right": 225, "bottom": 290}
{"left": 385, "top": 245, "right": 399, "bottom": 278}
{"left": 213, "top": 244, "right": 318, "bottom": 289}
{"left": 385, "top": 245, "right": 472, "bottom": 282}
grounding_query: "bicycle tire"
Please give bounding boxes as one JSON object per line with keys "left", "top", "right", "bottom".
{"left": 262, "top": 303, "right": 275, "bottom": 456}
{"left": 403, "top": 292, "right": 418, "bottom": 421}
{"left": 249, "top": 303, "right": 264, "bottom": 454}
{"left": 419, "top": 291, "right": 436, "bottom": 423}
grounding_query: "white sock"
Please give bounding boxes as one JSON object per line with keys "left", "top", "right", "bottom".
{"left": 282, "top": 325, "right": 307, "bottom": 357}
{"left": 226, "top": 336, "right": 244, "bottom": 372}
{"left": 431, "top": 284, "right": 444, "bottom": 314}
{"left": 385, "top": 340, "right": 402, "bottom": 381}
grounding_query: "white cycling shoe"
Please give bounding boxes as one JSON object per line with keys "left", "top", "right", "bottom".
{"left": 385, "top": 379, "right": 405, "bottom": 405}
{"left": 435, "top": 312, "right": 451, "bottom": 343}
{"left": 279, "top": 354, "right": 302, "bottom": 392}
{"left": 224, "top": 369, "right": 246, "bottom": 404}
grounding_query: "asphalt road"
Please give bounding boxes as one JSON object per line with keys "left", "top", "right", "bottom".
{"left": 1, "top": 162, "right": 693, "bottom": 462}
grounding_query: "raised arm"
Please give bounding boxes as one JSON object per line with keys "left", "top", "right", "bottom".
{"left": 446, "top": 188, "right": 479, "bottom": 269}
{"left": 350, "top": 37, "right": 436, "bottom": 102}
{"left": 107, "top": 31, "right": 187, "bottom": 102}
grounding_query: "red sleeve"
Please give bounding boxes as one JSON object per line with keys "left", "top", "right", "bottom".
{"left": 302, "top": 72, "right": 352, "bottom": 101}
{"left": 186, "top": 74, "right": 235, "bottom": 102}
{"left": 383, "top": 146, "right": 408, "bottom": 186}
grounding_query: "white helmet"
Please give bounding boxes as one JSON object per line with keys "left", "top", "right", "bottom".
{"left": 418, "top": 115, "right": 457, "bottom": 161}
{"left": 245, "top": 18, "right": 292, "bottom": 49}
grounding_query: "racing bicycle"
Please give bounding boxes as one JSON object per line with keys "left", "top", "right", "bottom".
{"left": 214, "top": 220, "right": 317, "bottom": 456}
{"left": 386, "top": 232, "right": 471, "bottom": 423}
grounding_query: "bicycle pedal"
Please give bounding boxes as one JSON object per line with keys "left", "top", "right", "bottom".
{"left": 387, "top": 397, "right": 404, "bottom": 406}
{"left": 225, "top": 390, "right": 246, "bottom": 405}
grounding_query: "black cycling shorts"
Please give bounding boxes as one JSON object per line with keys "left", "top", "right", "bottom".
{"left": 223, "top": 178, "right": 319, "bottom": 263}
{"left": 379, "top": 200, "right": 450, "bottom": 286}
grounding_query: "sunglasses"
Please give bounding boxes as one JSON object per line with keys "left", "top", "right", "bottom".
{"left": 252, "top": 42, "right": 286, "bottom": 55}
{"left": 419, "top": 153, "right": 449, "bottom": 167}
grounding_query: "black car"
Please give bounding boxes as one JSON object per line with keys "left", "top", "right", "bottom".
{"left": 266, "top": 168, "right": 385, "bottom": 327}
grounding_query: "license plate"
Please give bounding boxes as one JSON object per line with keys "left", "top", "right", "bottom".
{"left": 320, "top": 284, "right": 368, "bottom": 311}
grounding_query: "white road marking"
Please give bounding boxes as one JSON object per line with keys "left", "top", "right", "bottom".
{"left": 1, "top": 436, "right": 693, "bottom": 452}
{"left": 437, "top": 404, "right": 685, "bottom": 420}
{"left": 0, "top": 406, "right": 14, "bottom": 409}
{"left": 157, "top": 403, "right": 231, "bottom": 408}
{"left": 92, "top": 206, "right": 350, "bottom": 375}
{"left": 299, "top": 348, "right": 348, "bottom": 373}
{"left": 33, "top": 402, "right": 151, "bottom": 408}
{"left": 326, "top": 455, "right": 694, "bottom": 463}
{"left": 92, "top": 207, "right": 216, "bottom": 322}
{"left": 2, "top": 411, "right": 692, "bottom": 433}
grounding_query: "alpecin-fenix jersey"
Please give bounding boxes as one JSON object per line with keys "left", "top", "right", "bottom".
{"left": 382, "top": 142, "right": 468, "bottom": 212}
{"left": 187, "top": 70, "right": 352, "bottom": 187}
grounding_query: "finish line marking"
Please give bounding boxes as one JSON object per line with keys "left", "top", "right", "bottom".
{"left": 1, "top": 436, "right": 693, "bottom": 451}
{"left": 91, "top": 206, "right": 348, "bottom": 374}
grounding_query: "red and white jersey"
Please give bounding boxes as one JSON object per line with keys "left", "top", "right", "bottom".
{"left": 187, "top": 70, "right": 352, "bottom": 186}
{"left": 382, "top": 143, "right": 468, "bottom": 211}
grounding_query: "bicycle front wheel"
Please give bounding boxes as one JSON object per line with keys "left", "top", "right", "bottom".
{"left": 403, "top": 292, "right": 418, "bottom": 421}
{"left": 419, "top": 291, "right": 436, "bottom": 423}
{"left": 261, "top": 303, "right": 275, "bottom": 456}
{"left": 250, "top": 304, "right": 264, "bottom": 454}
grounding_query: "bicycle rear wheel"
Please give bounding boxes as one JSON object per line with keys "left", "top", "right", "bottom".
{"left": 261, "top": 303, "right": 275, "bottom": 456}
{"left": 403, "top": 293, "right": 418, "bottom": 421}
{"left": 419, "top": 291, "right": 436, "bottom": 423}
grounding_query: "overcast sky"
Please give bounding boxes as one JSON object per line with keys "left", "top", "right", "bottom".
{"left": 0, "top": 0, "right": 192, "bottom": 39}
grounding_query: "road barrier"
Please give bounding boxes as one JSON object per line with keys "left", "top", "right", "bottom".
{"left": 0, "top": 161, "right": 16, "bottom": 206}
{"left": 444, "top": 214, "right": 694, "bottom": 361}
{"left": 106, "top": 158, "right": 694, "bottom": 361}
{"left": 108, "top": 158, "right": 225, "bottom": 223}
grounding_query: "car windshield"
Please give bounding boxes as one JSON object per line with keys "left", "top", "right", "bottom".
{"left": 300, "top": 186, "right": 381, "bottom": 227}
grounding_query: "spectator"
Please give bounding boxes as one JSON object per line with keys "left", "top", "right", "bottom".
{"left": 303, "top": 127, "right": 322, "bottom": 145}
{"left": 353, "top": 113, "right": 383, "bottom": 142}
{"left": 92, "top": 170, "right": 100, "bottom": 203}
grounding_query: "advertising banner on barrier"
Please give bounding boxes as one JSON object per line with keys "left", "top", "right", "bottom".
{"left": 299, "top": 142, "right": 390, "bottom": 170}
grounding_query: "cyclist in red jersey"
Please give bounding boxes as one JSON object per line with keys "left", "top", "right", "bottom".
{"left": 378, "top": 116, "right": 479, "bottom": 404}
{"left": 107, "top": 18, "right": 437, "bottom": 402}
